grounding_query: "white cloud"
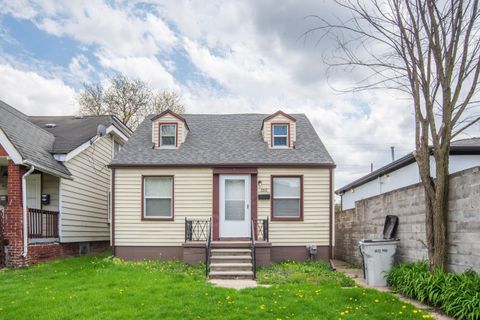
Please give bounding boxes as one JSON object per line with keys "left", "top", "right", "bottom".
{"left": 0, "top": 0, "right": 426, "bottom": 188}
{"left": 0, "top": 64, "right": 77, "bottom": 115}
{"left": 96, "top": 53, "right": 179, "bottom": 90}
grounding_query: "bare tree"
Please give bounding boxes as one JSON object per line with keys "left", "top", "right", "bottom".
{"left": 305, "top": 0, "right": 480, "bottom": 269}
{"left": 77, "top": 73, "right": 186, "bottom": 129}
{"left": 78, "top": 83, "right": 105, "bottom": 116}
{"left": 151, "top": 90, "right": 185, "bottom": 114}
{"left": 103, "top": 74, "right": 152, "bottom": 129}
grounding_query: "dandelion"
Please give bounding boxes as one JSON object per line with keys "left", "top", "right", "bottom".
{"left": 402, "top": 305, "right": 407, "bottom": 309}
{"left": 374, "top": 299, "right": 379, "bottom": 303}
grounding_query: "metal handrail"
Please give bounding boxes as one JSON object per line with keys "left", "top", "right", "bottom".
{"left": 28, "top": 208, "right": 59, "bottom": 239}
{"left": 252, "top": 218, "right": 269, "bottom": 242}
{"left": 251, "top": 220, "right": 256, "bottom": 279}
{"left": 205, "top": 218, "right": 212, "bottom": 277}
{"left": 185, "top": 218, "right": 210, "bottom": 241}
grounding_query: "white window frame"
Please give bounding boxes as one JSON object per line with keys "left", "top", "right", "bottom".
{"left": 159, "top": 124, "right": 177, "bottom": 148}
{"left": 143, "top": 176, "right": 174, "bottom": 219}
{"left": 272, "top": 176, "right": 302, "bottom": 219}
{"left": 272, "top": 124, "right": 289, "bottom": 148}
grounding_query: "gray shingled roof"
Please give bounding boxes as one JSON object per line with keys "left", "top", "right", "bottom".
{"left": 29, "top": 115, "right": 130, "bottom": 153}
{"left": 112, "top": 113, "right": 334, "bottom": 166}
{"left": 0, "top": 100, "right": 70, "bottom": 176}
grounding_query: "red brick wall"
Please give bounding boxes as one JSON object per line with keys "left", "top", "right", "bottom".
{"left": 4, "top": 160, "right": 25, "bottom": 267}
{"left": 26, "top": 241, "right": 111, "bottom": 265}
{"left": 0, "top": 144, "right": 8, "bottom": 156}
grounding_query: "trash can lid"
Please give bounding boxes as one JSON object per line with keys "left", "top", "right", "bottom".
{"left": 360, "top": 238, "right": 400, "bottom": 243}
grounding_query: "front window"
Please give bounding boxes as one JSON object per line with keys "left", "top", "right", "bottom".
{"left": 272, "top": 124, "right": 288, "bottom": 147}
{"left": 160, "top": 124, "right": 177, "bottom": 147}
{"left": 272, "top": 176, "right": 302, "bottom": 219}
{"left": 143, "top": 176, "right": 173, "bottom": 219}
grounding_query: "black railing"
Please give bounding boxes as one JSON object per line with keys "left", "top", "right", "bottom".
{"left": 28, "top": 208, "right": 59, "bottom": 239}
{"left": 185, "top": 218, "right": 211, "bottom": 241}
{"left": 252, "top": 218, "right": 269, "bottom": 242}
{"left": 205, "top": 220, "right": 212, "bottom": 277}
{"left": 251, "top": 221, "right": 256, "bottom": 279}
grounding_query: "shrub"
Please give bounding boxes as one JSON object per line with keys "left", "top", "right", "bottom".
{"left": 387, "top": 261, "right": 480, "bottom": 320}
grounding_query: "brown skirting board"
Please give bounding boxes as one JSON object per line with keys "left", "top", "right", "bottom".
{"left": 115, "top": 245, "right": 331, "bottom": 266}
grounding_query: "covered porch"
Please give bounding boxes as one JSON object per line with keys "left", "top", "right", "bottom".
{"left": 1, "top": 157, "right": 61, "bottom": 267}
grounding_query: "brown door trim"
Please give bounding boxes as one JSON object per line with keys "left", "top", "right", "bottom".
{"left": 212, "top": 171, "right": 257, "bottom": 241}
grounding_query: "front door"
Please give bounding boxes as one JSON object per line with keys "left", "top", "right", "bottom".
{"left": 26, "top": 174, "right": 41, "bottom": 209}
{"left": 219, "top": 175, "right": 251, "bottom": 238}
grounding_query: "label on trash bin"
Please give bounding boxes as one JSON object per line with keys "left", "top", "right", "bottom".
{"left": 374, "top": 248, "right": 388, "bottom": 253}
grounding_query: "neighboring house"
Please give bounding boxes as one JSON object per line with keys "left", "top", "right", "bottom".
{"left": 110, "top": 110, "right": 335, "bottom": 279}
{"left": 0, "top": 100, "right": 131, "bottom": 268}
{"left": 336, "top": 138, "right": 480, "bottom": 210}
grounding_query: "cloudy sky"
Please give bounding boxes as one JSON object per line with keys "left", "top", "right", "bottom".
{"left": 0, "top": 0, "right": 430, "bottom": 189}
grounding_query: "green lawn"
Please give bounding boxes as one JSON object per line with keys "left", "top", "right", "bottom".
{"left": 0, "top": 254, "right": 433, "bottom": 319}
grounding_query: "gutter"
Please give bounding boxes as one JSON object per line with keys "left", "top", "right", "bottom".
{"left": 23, "top": 160, "right": 72, "bottom": 180}
{"left": 22, "top": 165, "right": 35, "bottom": 257}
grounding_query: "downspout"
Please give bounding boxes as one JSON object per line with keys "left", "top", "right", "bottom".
{"left": 22, "top": 165, "right": 35, "bottom": 257}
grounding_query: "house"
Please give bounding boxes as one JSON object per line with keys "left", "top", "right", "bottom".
{"left": 0, "top": 100, "right": 131, "bottom": 268}
{"left": 110, "top": 110, "right": 335, "bottom": 279}
{"left": 336, "top": 138, "right": 480, "bottom": 210}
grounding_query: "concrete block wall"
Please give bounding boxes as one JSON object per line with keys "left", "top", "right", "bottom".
{"left": 335, "top": 166, "right": 480, "bottom": 273}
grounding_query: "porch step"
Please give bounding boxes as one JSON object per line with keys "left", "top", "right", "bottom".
{"left": 210, "top": 248, "right": 252, "bottom": 256}
{"left": 210, "top": 263, "right": 253, "bottom": 272}
{"left": 208, "top": 270, "right": 254, "bottom": 280}
{"left": 210, "top": 256, "right": 252, "bottom": 264}
{"left": 211, "top": 241, "right": 251, "bottom": 248}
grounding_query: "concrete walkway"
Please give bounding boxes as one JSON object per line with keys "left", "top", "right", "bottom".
{"left": 333, "top": 260, "right": 452, "bottom": 320}
{"left": 208, "top": 279, "right": 259, "bottom": 290}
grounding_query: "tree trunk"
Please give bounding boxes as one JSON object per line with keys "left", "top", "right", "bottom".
{"left": 421, "top": 148, "right": 450, "bottom": 271}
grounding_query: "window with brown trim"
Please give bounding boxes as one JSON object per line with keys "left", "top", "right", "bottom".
{"left": 272, "top": 124, "right": 289, "bottom": 147}
{"left": 159, "top": 123, "right": 177, "bottom": 147}
{"left": 271, "top": 176, "right": 303, "bottom": 220}
{"left": 142, "top": 176, "right": 174, "bottom": 219}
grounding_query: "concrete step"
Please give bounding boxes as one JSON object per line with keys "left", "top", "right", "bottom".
{"left": 210, "top": 263, "right": 253, "bottom": 272}
{"left": 210, "top": 249, "right": 252, "bottom": 256}
{"left": 211, "top": 241, "right": 251, "bottom": 248}
{"left": 209, "top": 270, "right": 254, "bottom": 280}
{"left": 210, "top": 256, "right": 252, "bottom": 264}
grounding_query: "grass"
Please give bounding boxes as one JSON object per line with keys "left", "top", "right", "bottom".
{"left": 0, "top": 253, "right": 434, "bottom": 320}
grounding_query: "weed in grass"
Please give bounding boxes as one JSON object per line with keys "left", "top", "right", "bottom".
{"left": 0, "top": 254, "right": 433, "bottom": 319}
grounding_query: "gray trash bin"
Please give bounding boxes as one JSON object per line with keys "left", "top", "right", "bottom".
{"left": 359, "top": 215, "right": 400, "bottom": 287}
{"left": 359, "top": 239, "right": 400, "bottom": 286}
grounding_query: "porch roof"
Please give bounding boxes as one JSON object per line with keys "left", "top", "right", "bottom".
{"left": 0, "top": 100, "right": 71, "bottom": 177}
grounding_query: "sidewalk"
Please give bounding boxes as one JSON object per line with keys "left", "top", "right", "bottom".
{"left": 332, "top": 260, "right": 452, "bottom": 320}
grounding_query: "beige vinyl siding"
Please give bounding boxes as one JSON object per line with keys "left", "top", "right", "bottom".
{"left": 262, "top": 115, "right": 296, "bottom": 147}
{"left": 115, "top": 166, "right": 331, "bottom": 247}
{"left": 41, "top": 173, "right": 59, "bottom": 212}
{"left": 115, "top": 168, "right": 212, "bottom": 246}
{"left": 152, "top": 114, "right": 187, "bottom": 147}
{"left": 257, "top": 168, "right": 331, "bottom": 246}
{"left": 60, "top": 135, "right": 113, "bottom": 242}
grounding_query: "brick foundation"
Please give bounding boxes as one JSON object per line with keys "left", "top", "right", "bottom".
{"left": 25, "top": 241, "right": 111, "bottom": 265}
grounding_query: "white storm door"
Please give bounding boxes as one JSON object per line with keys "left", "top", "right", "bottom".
{"left": 219, "top": 175, "right": 251, "bottom": 238}
{"left": 26, "top": 174, "right": 41, "bottom": 209}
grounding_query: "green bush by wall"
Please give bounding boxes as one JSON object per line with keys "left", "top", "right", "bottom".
{"left": 387, "top": 262, "right": 480, "bottom": 320}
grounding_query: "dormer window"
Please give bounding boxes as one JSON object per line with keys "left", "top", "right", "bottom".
{"left": 160, "top": 124, "right": 177, "bottom": 148}
{"left": 272, "top": 124, "right": 289, "bottom": 147}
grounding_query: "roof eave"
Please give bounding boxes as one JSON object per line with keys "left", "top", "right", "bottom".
{"left": 108, "top": 162, "right": 336, "bottom": 169}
